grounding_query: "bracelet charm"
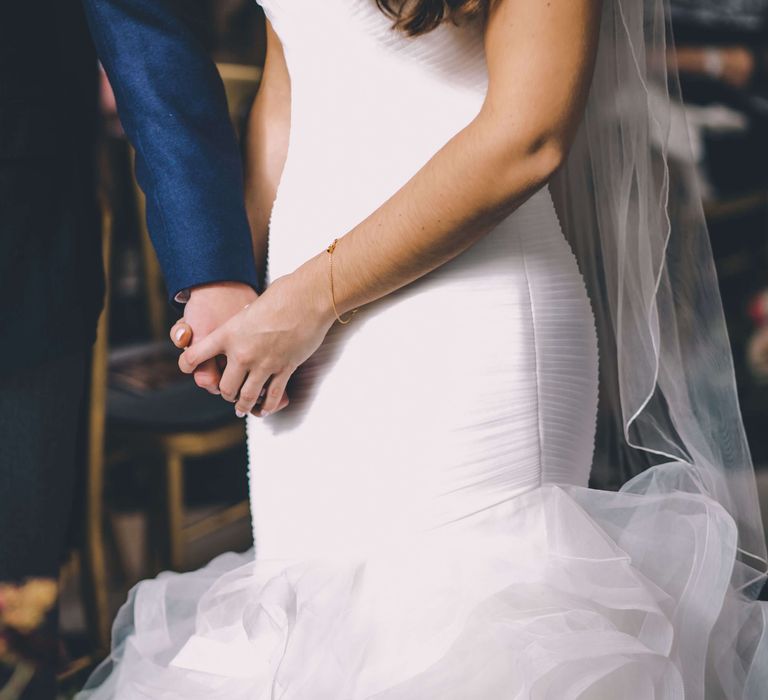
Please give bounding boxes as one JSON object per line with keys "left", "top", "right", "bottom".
{"left": 326, "top": 238, "right": 358, "bottom": 325}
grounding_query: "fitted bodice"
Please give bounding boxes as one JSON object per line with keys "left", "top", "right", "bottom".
{"left": 257, "top": 0, "right": 490, "bottom": 277}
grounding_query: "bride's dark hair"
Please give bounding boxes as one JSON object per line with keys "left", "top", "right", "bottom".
{"left": 375, "top": 0, "right": 488, "bottom": 36}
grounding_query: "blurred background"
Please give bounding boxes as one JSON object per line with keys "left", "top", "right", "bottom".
{"left": 5, "top": 0, "right": 768, "bottom": 695}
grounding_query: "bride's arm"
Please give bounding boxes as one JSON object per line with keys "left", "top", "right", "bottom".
{"left": 180, "top": 0, "right": 602, "bottom": 417}
{"left": 299, "top": 0, "right": 602, "bottom": 315}
{"left": 244, "top": 19, "right": 291, "bottom": 289}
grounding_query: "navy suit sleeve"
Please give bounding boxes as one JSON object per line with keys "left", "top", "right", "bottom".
{"left": 81, "top": 0, "right": 259, "bottom": 301}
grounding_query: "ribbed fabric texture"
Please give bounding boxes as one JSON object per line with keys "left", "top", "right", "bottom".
{"left": 249, "top": 186, "right": 599, "bottom": 557}
{"left": 519, "top": 213, "right": 600, "bottom": 489}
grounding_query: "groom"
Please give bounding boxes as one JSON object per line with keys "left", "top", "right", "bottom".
{"left": 82, "top": 0, "right": 261, "bottom": 392}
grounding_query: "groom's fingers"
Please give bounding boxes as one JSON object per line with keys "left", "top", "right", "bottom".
{"left": 169, "top": 321, "right": 222, "bottom": 395}
{"left": 234, "top": 373, "right": 270, "bottom": 417}
{"left": 193, "top": 360, "right": 222, "bottom": 395}
{"left": 256, "top": 369, "right": 292, "bottom": 417}
{"left": 178, "top": 329, "right": 225, "bottom": 374}
{"left": 218, "top": 361, "right": 248, "bottom": 404}
{"left": 170, "top": 321, "right": 193, "bottom": 349}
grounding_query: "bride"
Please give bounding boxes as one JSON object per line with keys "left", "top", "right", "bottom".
{"left": 81, "top": 0, "right": 767, "bottom": 697}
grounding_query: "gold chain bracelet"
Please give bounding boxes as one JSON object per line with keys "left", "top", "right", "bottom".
{"left": 326, "top": 238, "right": 358, "bottom": 325}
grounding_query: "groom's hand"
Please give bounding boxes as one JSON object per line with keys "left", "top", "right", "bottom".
{"left": 181, "top": 282, "right": 258, "bottom": 394}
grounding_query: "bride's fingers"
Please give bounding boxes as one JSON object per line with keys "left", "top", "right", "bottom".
{"left": 256, "top": 369, "right": 292, "bottom": 417}
{"left": 217, "top": 361, "right": 248, "bottom": 403}
{"left": 170, "top": 320, "right": 193, "bottom": 349}
{"left": 234, "top": 373, "right": 270, "bottom": 417}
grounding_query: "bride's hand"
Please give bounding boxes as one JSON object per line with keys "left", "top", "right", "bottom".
{"left": 170, "top": 318, "right": 291, "bottom": 417}
{"left": 177, "top": 273, "right": 335, "bottom": 417}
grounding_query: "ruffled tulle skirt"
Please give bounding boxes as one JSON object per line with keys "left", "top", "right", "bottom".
{"left": 78, "top": 465, "right": 767, "bottom": 700}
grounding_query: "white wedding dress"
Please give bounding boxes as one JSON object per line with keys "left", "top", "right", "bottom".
{"left": 80, "top": 1, "right": 766, "bottom": 698}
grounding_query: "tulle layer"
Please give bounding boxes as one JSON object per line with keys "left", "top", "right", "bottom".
{"left": 79, "top": 468, "right": 767, "bottom": 700}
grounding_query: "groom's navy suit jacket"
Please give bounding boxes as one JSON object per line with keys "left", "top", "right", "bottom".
{"left": 82, "top": 0, "right": 260, "bottom": 301}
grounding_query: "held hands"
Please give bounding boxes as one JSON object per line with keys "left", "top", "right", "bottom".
{"left": 171, "top": 279, "right": 281, "bottom": 414}
{"left": 173, "top": 271, "right": 336, "bottom": 418}
{"left": 180, "top": 281, "right": 258, "bottom": 395}
{"left": 170, "top": 320, "right": 291, "bottom": 416}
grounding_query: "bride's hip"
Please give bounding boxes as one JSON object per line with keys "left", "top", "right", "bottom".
{"left": 247, "top": 190, "right": 600, "bottom": 547}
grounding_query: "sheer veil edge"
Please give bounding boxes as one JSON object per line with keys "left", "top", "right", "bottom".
{"left": 551, "top": 0, "right": 768, "bottom": 694}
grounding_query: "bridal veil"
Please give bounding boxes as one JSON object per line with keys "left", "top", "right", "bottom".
{"left": 551, "top": 0, "right": 768, "bottom": 694}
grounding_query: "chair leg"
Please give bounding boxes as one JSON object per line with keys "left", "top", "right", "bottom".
{"left": 165, "top": 450, "right": 185, "bottom": 572}
{"left": 104, "top": 510, "right": 131, "bottom": 586}
{"left": 145, "top": 483, "right": 165, "bottom": 577}
{"left": 81, "top": 200, "right": 114, "bottom": 653}
{"left": 83, "top": 343, "right": 112, "bottom": 651}
{"left": 83, "top": 478, "right": 111, "bottom": 652}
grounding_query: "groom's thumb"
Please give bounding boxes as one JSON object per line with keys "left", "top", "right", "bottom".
{"left": 170, "top": 321, "right": 193, "bottom": 349}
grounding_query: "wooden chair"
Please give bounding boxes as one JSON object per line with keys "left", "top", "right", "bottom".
{"left": 105, "top": 346, "right": 249, "bottom": 576}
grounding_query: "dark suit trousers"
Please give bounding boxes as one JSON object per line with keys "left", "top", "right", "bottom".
{"left": 0, "top": 351, "right": 87, "bottom": 581}
{"left": 0, "top": 351, "right": 89, "bottom": 698}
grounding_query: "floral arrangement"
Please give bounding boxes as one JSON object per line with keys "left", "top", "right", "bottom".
{"left": 0, "top": 579, "right": 58, "bottom": 700}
